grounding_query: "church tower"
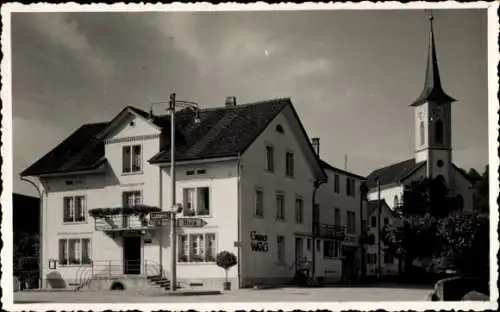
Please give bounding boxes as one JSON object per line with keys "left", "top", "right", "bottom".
{"left": 411, "top": 14, "right": 456, "bottom": 185}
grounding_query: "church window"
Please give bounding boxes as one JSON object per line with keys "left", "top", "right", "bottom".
{"left": 394, "top": 195, "right": 399, "bottom": 208}
{"left": 435, "top": 119, "right": 444, "bottom": 144}
{"left": 419, "top": 121, "right": 425, "bottom": 146}
{"left": 437, "top": 159, "right": 444, "bottom": 168}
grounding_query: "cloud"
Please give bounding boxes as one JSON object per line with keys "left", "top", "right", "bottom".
{"left": 27, "top": 13, "right": 113, "bottom": 79}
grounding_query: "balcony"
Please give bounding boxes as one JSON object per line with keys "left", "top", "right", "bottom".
{"left": 89, "top": 205, "right": 161, "bottom": 233}
{"left": 317, "top": 223, "right": 346, "bottom": 240}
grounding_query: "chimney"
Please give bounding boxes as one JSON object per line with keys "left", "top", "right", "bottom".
{"left": 225, "top": 96, "right": 237, "bottom": 107}
{"left": 311, "top": 137, "right": 320, "bottom": 156}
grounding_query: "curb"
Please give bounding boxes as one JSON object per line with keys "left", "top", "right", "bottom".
{"left": 160, "top": 290, "right": 222, "bottom": 296}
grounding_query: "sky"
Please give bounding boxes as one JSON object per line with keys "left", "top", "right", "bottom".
{"left": 10, "top": 8, "right": 488, "bottom": 197}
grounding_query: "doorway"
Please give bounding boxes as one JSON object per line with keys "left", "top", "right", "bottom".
{"left": 295, "top": 237, "right": 303, "bottom": 266}
{"left": 341, "top": 247, "right": 357, "bottom": 284}
{"left": 123, "top": 236, "right": 141, "bottom": 275}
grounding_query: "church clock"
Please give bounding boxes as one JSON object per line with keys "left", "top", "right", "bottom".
{"left": 431, "top": 106, "right": 443, "bottom": 120}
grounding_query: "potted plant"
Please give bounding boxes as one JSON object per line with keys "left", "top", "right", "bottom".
{"left": 216, "top": 251, "right": 237, "bottom": 291}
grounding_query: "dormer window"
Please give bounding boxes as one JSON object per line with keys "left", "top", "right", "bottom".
{"left": 123, "top": 145, "right": 142, "bottom": 173}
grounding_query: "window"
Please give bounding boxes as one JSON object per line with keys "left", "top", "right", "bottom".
{"left": 285, "top": 151, "right": 295, "bottom": 177}
{"left": 367, "top": 253, "right": 377, "bottom": 265}
{"left": 255, "top": 189, "right": 264, "bottom": 217}
{"left": 277, "top": 236, "right": 285, "bottom": 264}
{"left": 183, "top": 187, "right": 210, "bottom": 216}
{"left": 59, "top": 238, "right": 91, "bottom": 265}
{"left": 122, "top": 145, "right": 142, "bottom": 173}
{"left": 122, "top": 191, "right": 142, "bottom": 207}
{"left": 384, "top": 252, "right": 394, "bottom": 264}
{"left": 394, "top": 195, "right": 399, "bottom": 208}
{"left": 419, "top": 121, "right": 425, "bottom": 146}
{"left": 334, "top": 174, "right": 340, "bottom": 193}
{"left": 316, "top": 239, "right": 321, "bottom": 251}
{"left": 307, "top": 239, "right": 312, "bottom": 251}
{"left": 346, "top": 211, "right": 356, "bottom": 234}
{"left": 122, "top": 191, "right": 142, "bottom": 227}
{"left": 346, "top": 178, "right": 356, "bottom": 197}
{"left": 383, "top": 217, "right": 389, "bottom": 227}
{"left": 63, "top": 196, "right": 86, "bottom": 223}
{"left": 323, "top": 240, "right": 341, "bottom": 258}
{"left": 178, "top": 233, "right": 216, "bottom": 263}
{"left": 435, "top": 119, "right": 444, "bottom": 144}
{"left": 266, "top": 146, "right": 274, "bottom": 172}
{"left": 371, "top": 216, "right": 377, "bottom": 227}
{"left": 295, "top": 197, "right": 303, "bottom": 224}
{"left": 276, "top": 193, "right": 285, "bottom": 220}
{"left": 334, "top": 208, "right": 341, "bottom": 227}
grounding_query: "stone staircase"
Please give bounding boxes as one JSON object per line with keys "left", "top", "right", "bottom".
{"left": 147, "top": 275, "right": 183, "bottom": 290}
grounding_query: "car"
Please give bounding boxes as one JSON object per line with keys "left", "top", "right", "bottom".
{"left": 428, "top": 276, "right": 489, "bottom": 301}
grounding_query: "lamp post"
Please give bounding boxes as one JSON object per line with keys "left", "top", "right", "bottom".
{"left": 156, "top": 93, "right": 200, "bottom": 291}
{"left": 376, "top": 178, "right": 382, "bottom": 280}
{"left": 20, "top": 177, "right": 44, "bottom": 289}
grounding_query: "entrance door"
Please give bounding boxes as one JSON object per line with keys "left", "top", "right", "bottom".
{"left": 295, "top": 237, "right": 303, "bottom": 268}
{"left": 123, "top": 236, "right": 141, "bottom": 275}
{"left": 341, "top": 247, "right": 356, "bottom": 283}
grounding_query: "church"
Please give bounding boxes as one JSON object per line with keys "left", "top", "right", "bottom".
{"left": 362, "top": 15, "right": 476, "bottom": 277}
{"left": 365, "top": 15, "right": 475, "bottom": 212}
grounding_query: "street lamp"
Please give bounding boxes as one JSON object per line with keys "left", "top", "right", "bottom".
{"left": 152, "top": 93, "right": 200, "bottom": 291}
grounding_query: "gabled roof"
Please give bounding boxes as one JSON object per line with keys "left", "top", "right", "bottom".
{"left": 21, "top": 123, "right": 109, "bottom": 177}
{"left": 21, "top": 98, "right": 304, "bottom": 177}
{"left": 149, "top": 98, "right": 289, "bottom": 163}
{"left": 366, "top": 158, "right": 427, "bottom": 189}
{"left": 366, "top": 199, "right": 396, "bottom": 218}
{"left": 320, "top": 159, "right": 366, "bottom": 180}
{"left": 410, "top": 15, "right": 456, "bottom": 107}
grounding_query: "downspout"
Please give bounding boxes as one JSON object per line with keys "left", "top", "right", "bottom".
{"left": 236, "top": 153, "right": 243, "bottom": 288}
{"left": 158, "top": 166, "right": 163, "bottom": 276}
{"left": 311, "top": 179, "right": 322, "bottom": 278}
{"left": 20, "top": 177, "right": 44, "bottom": 289}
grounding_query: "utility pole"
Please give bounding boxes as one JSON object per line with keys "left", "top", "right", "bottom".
{"left": 377, "top": 178, "right": 382, "bottom": 280}
{"left": 169, "top": 92, "right": 177, "bottom": 292}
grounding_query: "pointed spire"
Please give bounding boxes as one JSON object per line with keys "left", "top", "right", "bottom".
{"left": 410, "top": 12, "right": 456, "bottom": 106}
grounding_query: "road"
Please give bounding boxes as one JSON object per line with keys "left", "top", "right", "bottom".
{"left": 13, "top": 285, "right": 432, "bottom": 303}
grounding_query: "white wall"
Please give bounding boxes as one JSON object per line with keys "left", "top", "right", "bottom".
{"left": 239, "top": 106, "right": 316, "bottom": 285}
{"left": 159, "top": 161, "right": 239, "bottom": 282}
{"left": 40, "top": 173, "right": 112, "bottom": 284}
{"left": 364, "top": 206, "right": 399, "bottom": 276}
{"left": 450, "top": 166, "right": 474, "bottom": 212}
{"left": 367, "top": 184, "right": 404, "bottom": 210}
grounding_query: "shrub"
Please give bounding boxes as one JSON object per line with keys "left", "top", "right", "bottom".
{"left": 216, "top": 251, "right": 237, "bottom": 283}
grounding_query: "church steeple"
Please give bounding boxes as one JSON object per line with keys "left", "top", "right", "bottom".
{"left": 410, "top": 13, "right": 456, "bottom": 107}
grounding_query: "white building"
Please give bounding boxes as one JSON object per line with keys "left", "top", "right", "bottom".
{"left": 364, "top": 17, "right": 475, "bottom": 275}
{"left": 21, "top": 97, "right": 342, "bottom": 289}
{"left": 312, "top": 138, "right": 366, "bottom": 283}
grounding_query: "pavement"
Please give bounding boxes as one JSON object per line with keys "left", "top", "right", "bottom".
{"left": 13, "top": 285, "right": 433, "bottom": 303}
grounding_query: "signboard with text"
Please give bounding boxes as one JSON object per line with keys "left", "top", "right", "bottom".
{"left": 150, "top": 211, "right": 171, "bottom": 221}
{"left": 176, "top": 218, "right": 207, "bottom": 228}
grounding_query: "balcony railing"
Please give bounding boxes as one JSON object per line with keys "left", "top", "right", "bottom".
{"left": 94, "top": 214, "right": 159, "bottom": 232}
{"left": 317, "top": 223, "right": 346, "bottom": 240}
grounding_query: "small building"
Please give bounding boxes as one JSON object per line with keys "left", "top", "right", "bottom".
{"left": 21, "top": 97, "right": 344, "bottom": 289}
{"left": 312, "top": 138, "right": 367, "bottom": 283}
{"left": 364, "top": 199, "right": 399, "bottom": 277}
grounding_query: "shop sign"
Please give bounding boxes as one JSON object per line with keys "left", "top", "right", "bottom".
{"left": 250, "top": 231, "right": 269, "bottom": 252}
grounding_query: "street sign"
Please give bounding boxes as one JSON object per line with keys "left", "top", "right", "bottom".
{"left": 150, "top": 211, "right": 171, "bottom": 221}
{"left": 176, "top": 218, "right": 207, "bottom": 228}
